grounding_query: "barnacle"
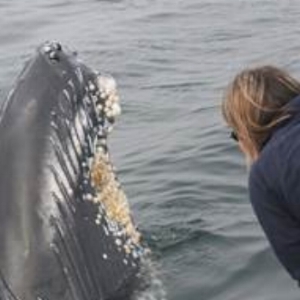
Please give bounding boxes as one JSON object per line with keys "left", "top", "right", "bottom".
{"left": 91, "top": 151, "right": 141, "bottom": 245}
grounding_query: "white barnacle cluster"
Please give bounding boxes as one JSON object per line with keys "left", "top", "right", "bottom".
{"left": 96, "top": 75, "right": 121, "bottom": 122}
{"left": 85, "top": 73, "right": 121, "bottom": 139}
{"left": 90, "top": 151, "right": 141, "bottom": 245}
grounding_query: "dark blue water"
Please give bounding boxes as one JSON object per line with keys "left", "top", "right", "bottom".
{"left": 1, "top": 0, "right": 300, "bottom": 299}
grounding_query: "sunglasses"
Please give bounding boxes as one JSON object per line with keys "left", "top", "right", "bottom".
{"left": 230, "top": 131, "right": 239, "bottom": 142}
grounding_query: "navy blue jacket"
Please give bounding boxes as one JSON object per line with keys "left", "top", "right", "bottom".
{"left": 249, "top": 95, "right": 300, "bottom": 282}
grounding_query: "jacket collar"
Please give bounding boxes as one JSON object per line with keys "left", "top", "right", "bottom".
{"left": 288, "top": 94, "right": 300, "bottom": 113}
{"left": 263, "top": 94, "right": 300, "bottom": 149}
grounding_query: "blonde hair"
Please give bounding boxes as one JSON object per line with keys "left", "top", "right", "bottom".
{"left": 222, "top": 66, "right": 300, "bottom": 161}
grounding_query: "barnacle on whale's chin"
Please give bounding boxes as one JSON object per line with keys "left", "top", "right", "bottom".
{"left": 91, "top": 151, "right": 141, "bottom": 245}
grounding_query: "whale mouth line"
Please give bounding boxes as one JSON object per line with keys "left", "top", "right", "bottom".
{"left": 0, "top": 41, "right": 149, "bottom": 300}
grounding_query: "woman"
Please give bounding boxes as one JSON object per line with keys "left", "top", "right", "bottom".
{"left": 222, "top": 66, "right": 300, "bottom": 284}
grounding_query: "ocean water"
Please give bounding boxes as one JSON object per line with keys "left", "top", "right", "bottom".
{"left": 0, "top": 0, "right": 300, "bottom": 299}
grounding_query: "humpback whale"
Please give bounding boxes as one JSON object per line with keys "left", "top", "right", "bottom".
{"left": 0, "top": 42, "right": 149, "bottom": 300}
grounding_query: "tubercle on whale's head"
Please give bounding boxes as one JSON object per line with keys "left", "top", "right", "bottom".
{"left": 42, "top": 41, "right": 63, "bottom": 62}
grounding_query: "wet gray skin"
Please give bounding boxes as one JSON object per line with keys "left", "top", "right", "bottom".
{"left": 0, "top": 42, "right": 145, "bottom": 300}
